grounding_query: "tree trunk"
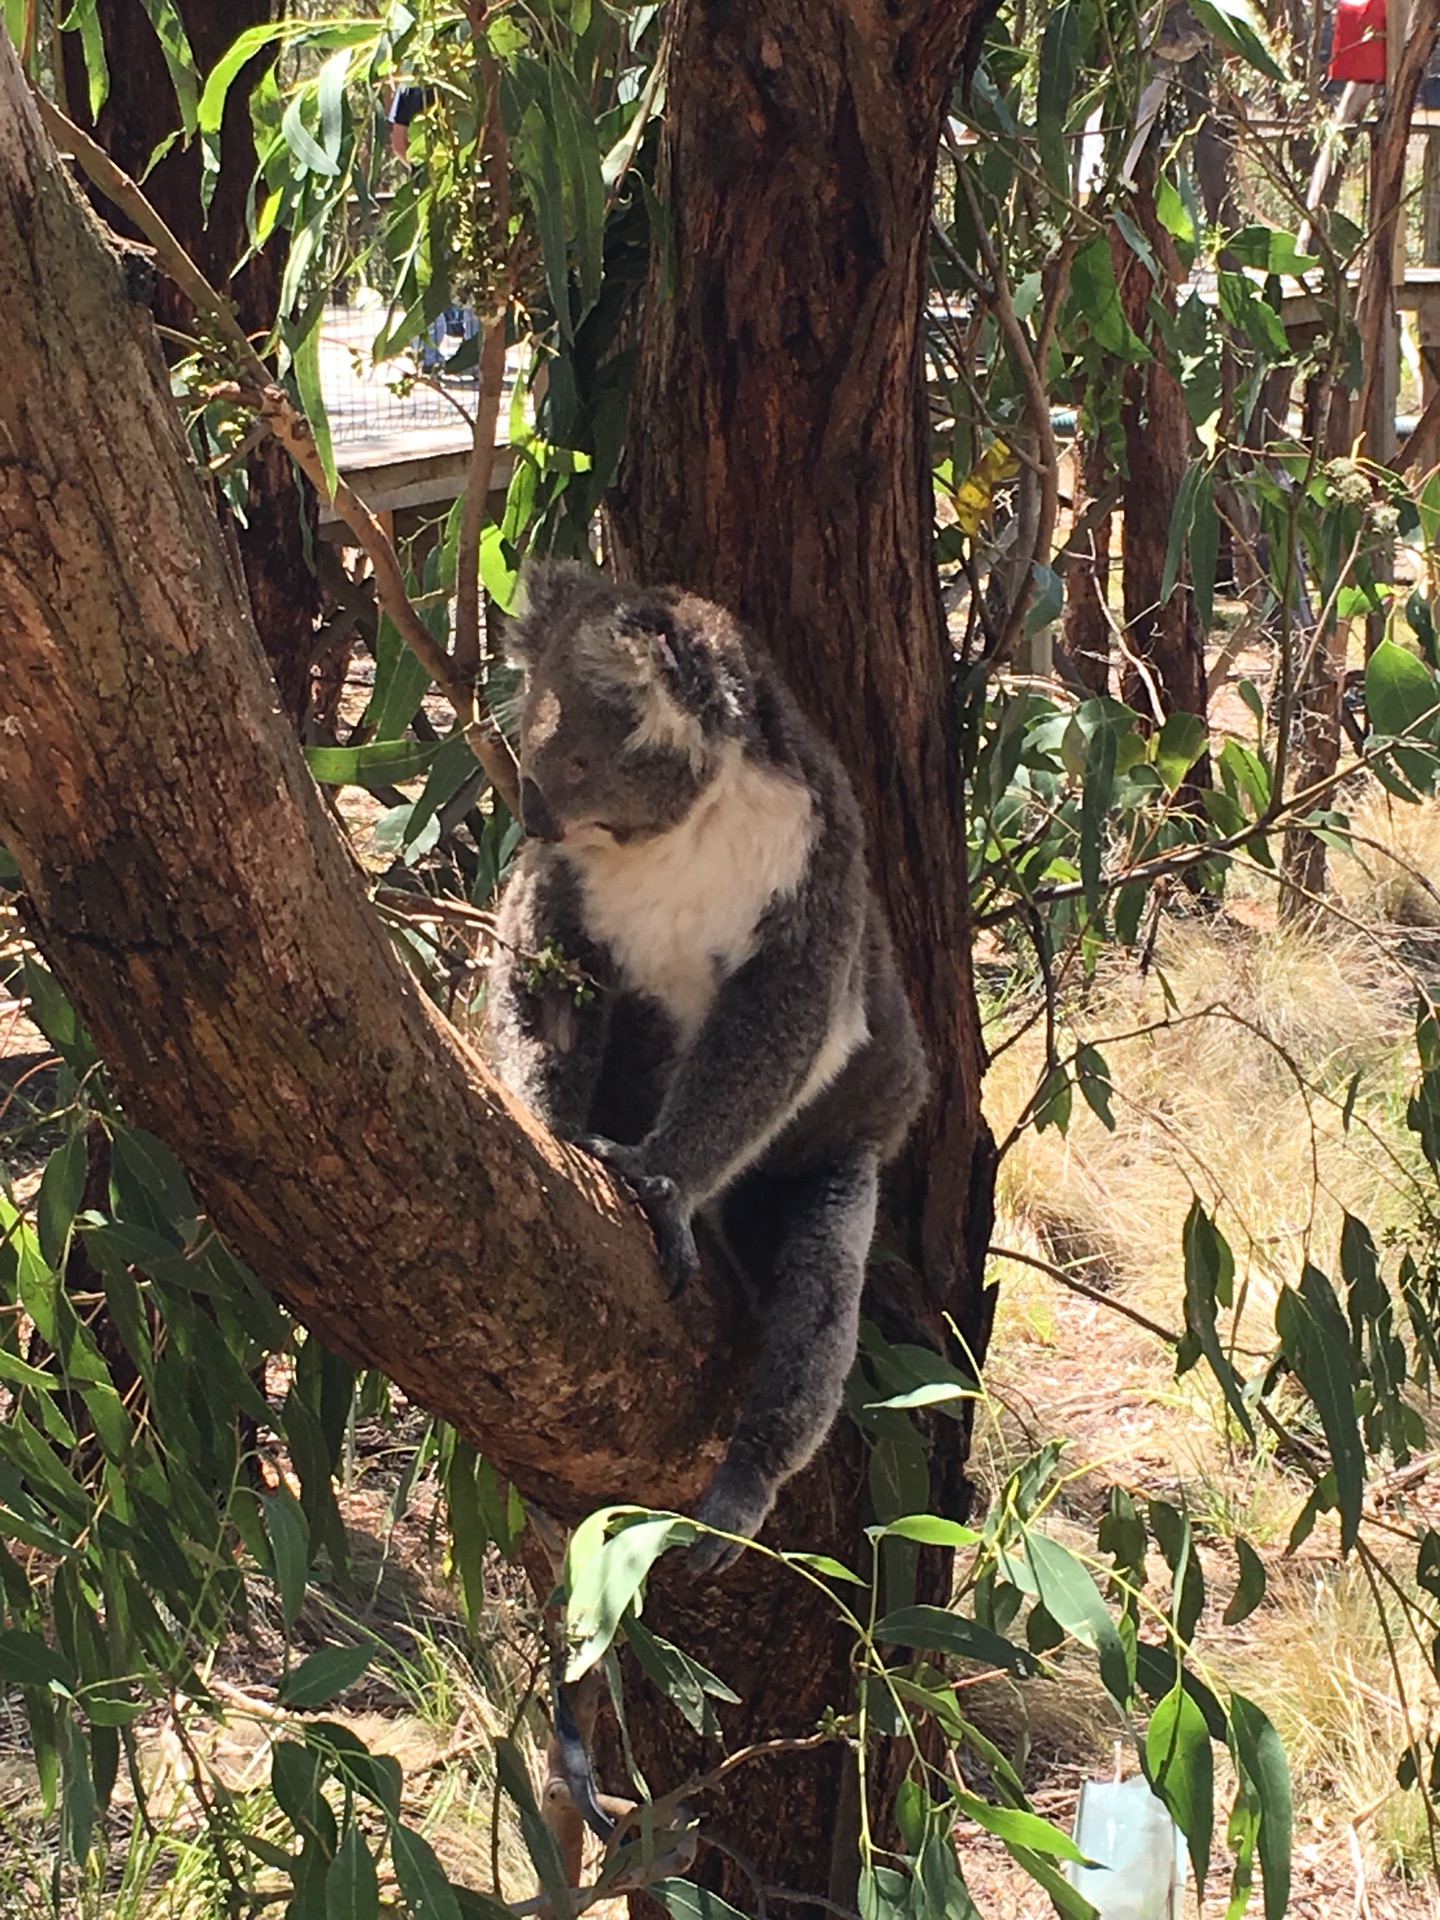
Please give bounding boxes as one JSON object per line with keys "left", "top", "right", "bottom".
{"left": 1, "top": 1, "right": 996, "bottom": 1895}
{"left": 59, "top": 0, "right": 319, "bottom": 730}
{"left": 1354, "top": 0, "right": 1440, "bottom": 462}
{"left": 1279, "top": 620, "right": 1346, "bottom": 916}
{"left": 1281, "top": 1, "right": 1440, "bottom": 906}
{"left": 608, "top": 1, "right": 993, "bottom": 1899}
{"left": 614, "top": 0, "right": 990, "bottom": 1339}
{"left": 1115, "top": 162, "right": 1208, "bottom": 740}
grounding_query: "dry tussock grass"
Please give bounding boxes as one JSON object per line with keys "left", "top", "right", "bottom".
{"left": 973, "top": 836, "right": 1440, "bottom": 1893}
{"left": 1331, "top": 787, "right": 1440, "bottom": 930}
{"left": 986, "top": 914, "right": 1416, "bottom": 1337}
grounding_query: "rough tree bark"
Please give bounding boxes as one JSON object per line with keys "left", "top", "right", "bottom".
{"left": 0, "top": 1, "right": 995, "bottom": 1897}
{"left": 609, "top": 1, "right": 993, "bottom": 1899}
{"left": 614, "top": 0, "right": 990, "bottom": 1340}
{"left": 1114, "top": 158, "right": 1209, "bottom": 740}
{"left": 60, "top": 0, "right": 319, "bottom": 730}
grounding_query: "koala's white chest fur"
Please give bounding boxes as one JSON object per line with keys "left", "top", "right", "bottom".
{"left": 569, "top": 746, "right": 816, "bottom": 1044}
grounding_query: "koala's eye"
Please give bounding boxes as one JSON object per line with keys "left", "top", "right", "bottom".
{"left": 565, "top": 752, "right": 590, "bottom": 782}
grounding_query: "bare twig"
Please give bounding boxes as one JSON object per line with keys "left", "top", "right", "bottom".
{"left": 374, "top": 888, "right": 500, "bottom": 930}
{"left": 988, "top": 1243, "right": 1183, "bottom": 1346}
{"left": 452, "top": 47, "right": 513, "bottom": 689}
{"left": 1394, "top": 381, "right": 1440, "bottom": 476}
{"left": 452, "top": 313, "right": 512, "bottom": 686}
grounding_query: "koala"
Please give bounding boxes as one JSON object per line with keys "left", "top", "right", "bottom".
{"left": 487, "top": 563, "right": 929, "bottom": 1573}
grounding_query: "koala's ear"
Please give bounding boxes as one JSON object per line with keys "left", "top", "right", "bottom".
{"left": 615, "top": 599, "right": 713, "bottom": 712}
{"left": 507, "top": 559, "right": 604, "bottom": 667}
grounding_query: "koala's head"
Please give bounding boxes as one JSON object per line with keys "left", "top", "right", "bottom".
{"left": 505, "top": 563, "right": 744, "bottom": 848}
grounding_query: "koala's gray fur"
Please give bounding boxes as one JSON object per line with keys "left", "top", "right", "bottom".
{"left": 488, "top": 563, "right": 928, "bottom": 1572}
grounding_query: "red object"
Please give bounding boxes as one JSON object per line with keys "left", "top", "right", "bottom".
{"left": 1329, "top": 0, "right": 1387, "bottom": 82}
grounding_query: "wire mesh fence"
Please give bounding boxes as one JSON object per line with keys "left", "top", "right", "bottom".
{"left": 319, "top": 300, "right": 493, "bottom": 451}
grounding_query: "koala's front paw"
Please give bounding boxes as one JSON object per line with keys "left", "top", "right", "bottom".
{"left": 688, "top": 1459, "right": 775, "bottom": 1577}
{"left": 574, "top": 1135, "right": 700, "bottom": 1296}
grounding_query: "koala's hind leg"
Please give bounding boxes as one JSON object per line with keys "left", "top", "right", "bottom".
{"left": 690, "top": 1150, "right": 880, "bottom": 1576}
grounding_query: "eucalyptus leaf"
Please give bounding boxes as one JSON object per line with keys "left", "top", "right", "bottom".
{"left": 0, "top": 1629, "right": 76, "bottom": 1693}
{"left": 1223, "top": 1537, "right": 1267, "bottom": 1626}
{"left": 953, "top": 1787, "right": 1089, "bottom": 1864}
{"left": 325, "top": 1823, "right": 381, "bottom": 1920}
{"left": 653, "top": 1882, "right": 751, "bottom": 1920}
{"left": 566, "top": 1512, "right": 691, "bottom": 1678}
{"left": 625, "top": 1616, "right": 738, "bottom": 1735}
{"left": 1000, "top": 1531, "right": 1130, "bottom": 1708}
{"left": 262, "top": 1487, "right": 310, "bottom": 1635}
{"left": 1146, "top": 1681, "right": 1213, "bottom": 1888}
{"left": 1187, "top": 0, "right": 1286, "bottom": 79}
{"left": 36, "top": 1132, "right": 87, "bottom": 1271}
{"left": 392, "top": 1823, "right": 463, "bottom": 1920}
{"left": 1366, "top": 640, "right": 1440, "bottom": 743}
{"left": 1230, "top": 1692, "right": 1292, "bottom": 1920}
{"left": 1276, "top": 1270, "right": 1364, "bottom": 1554}
{"left": 868, "top": 1514, "right": 980, "bottom": 1547}
{"left": 293, "top": 317, "right": 337, "bottom": 501}
{"left": 279, "top": 1643, "right": 374, "bottom": 1711}
{"left": 494, "top": 1739, "right": 570, "bottom": 1915}
{"left": 874, "top": 1605, "right": 1039, "bottom": 1675}
{"left": 1180, "top": 1200, "right": 1254, "bottom": 1441}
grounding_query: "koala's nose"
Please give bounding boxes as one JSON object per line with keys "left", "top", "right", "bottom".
{"left": 519, "top": 777, "right": 563, "bottom": 843}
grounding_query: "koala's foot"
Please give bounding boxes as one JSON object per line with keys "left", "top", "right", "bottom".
{"left": 688, "top": 1458, "right": 774, "bottom": 1577}
{"left": 574, "top": 1135, "right": 700, "bottom": 1295}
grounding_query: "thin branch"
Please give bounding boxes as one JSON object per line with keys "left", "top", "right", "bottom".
{"left": 973, "top": 698, "right": 1440, "bottom": 930}
{"left": 988, "top": 1243, "right": 1182, "bottom": 1346}
{"left": 451, "top": 312, "right": 512, "bottom": 687}
{"left": 374, "top": 888, "right": 499, "bottom": 930}
{"left": 762, "top": 1893, "right": 862, "bottom": 1920}
{"left": 662, "top": 1732, "right": 838, "bottom": 1809}
{"left": 452, "top": 46, "right": 513, "bottom": 689}
{"left": 952, "top": 172, "right": 1069, "bottom": 662}
{"left": 1356, "top": 1540, "right": 1440, "bottom": 1882}
{"left": 1393, "top": 381, "right": 1440, "bottom": 476}
{"left": 253, "top": 386, "right": 519, "bottom": 813}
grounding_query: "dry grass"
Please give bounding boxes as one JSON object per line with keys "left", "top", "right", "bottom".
{"left": 986, "top": 912, "right": 1417, "bottom": 1342}
{"left": 1331, "top": 785, "right": 1440, "bottom": 932}
{"left": 971, "top": 816, "right": 1440, "bottom": 1908}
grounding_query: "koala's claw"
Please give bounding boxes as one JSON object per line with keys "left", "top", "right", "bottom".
{"left": 688, "top": 1460, "right": 774, "bottom": 1577}
{"left": 575, "top": 1135, "right": 700, "bottom": 1295}
{"left": 687, "top": 1529, "right": 747, "bottom": 1578}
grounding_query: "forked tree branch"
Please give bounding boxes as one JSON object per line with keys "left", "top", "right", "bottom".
{"left": 0, "top": 27, "right": 727, "bottom": 1521}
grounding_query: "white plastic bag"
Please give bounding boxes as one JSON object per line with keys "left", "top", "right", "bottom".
{"left": 1063, "top": 1776, "right": 1189, "bottom": 1919}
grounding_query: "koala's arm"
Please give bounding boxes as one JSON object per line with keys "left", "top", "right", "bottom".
{"left": 631, "top": 812, "right": 867, "bottom": 1207}
{"left": 488, "top": 854, "right": 612, "bottom": 1138}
